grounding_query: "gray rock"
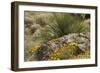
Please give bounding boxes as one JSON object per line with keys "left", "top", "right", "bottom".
{"left": 35, "top": 32, "right": 90, "bottom": 60}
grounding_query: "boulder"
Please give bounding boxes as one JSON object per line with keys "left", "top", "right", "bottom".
{"left": 35, "top": 32, "right": 90, "bottom": 60}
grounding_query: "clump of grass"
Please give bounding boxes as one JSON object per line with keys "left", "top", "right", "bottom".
{"left": 47, "top": 13, "right": 89, "bottom": 38}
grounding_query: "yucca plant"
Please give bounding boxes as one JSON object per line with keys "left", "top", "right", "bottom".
{"left": 47, "top": 13, "right": 89, "bottom": 38}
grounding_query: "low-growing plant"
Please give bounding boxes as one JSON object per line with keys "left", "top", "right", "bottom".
{"left": 48, "top": 42, "right": 85, "bottom": 60}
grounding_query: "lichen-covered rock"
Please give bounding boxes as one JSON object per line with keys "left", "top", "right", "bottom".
{"left": 35, "top": 32, "right": 90, "bottom": 60}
